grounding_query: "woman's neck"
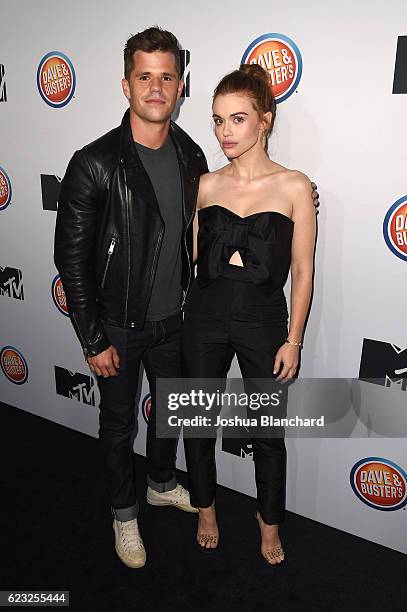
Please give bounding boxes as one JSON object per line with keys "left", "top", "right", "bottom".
{"left": 228, "top": 145, "right": 272, "bottom": 182}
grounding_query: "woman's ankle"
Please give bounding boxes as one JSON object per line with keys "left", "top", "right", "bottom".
{"left": 198, "top": 503, "right": 215, "bottom": 514}
{"left": 256, "top": 512, "right": 278, "bottom": 529}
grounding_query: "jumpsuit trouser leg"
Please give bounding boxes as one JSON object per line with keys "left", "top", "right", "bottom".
{"left": 182, "top": 270, "right": 287, "bottom": 525}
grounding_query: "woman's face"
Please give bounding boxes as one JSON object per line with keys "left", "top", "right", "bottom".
{"left": 212, "top": 92, "right": 267, "bottom": 159}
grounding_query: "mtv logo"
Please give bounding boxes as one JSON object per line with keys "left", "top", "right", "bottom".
{"left": 55, "top": 366, "right": 96, "bottom": 405}
{"left": 393, "top": 36, "right": 407, "bottom": 94}
{"left": 359, "top": 339, "right": 407, "bottom": 392}
{"left": 221, "top": 437, "right": 253, "bottom": 459}
{"left": 179, "top": 49, "right": 190, "bottom": 98}
{"left": 0, "top": 266, "right": 24, "bottom": 300}
{"left": 41, "top": 174, "right": 62, "bottom": 211}
{"left": 0, "top": 64, "right": 6, "bottom": 102}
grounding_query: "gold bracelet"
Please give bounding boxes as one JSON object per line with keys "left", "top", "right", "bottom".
{"left": 285, "top": 338, "right": 302, "bottom": 347}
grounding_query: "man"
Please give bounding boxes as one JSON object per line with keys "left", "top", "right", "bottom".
{"left": 54, "top": 26, "right": 319, "bottom": 569}
{"left": 55, "top": 27, "right": 208, "bottom": 569}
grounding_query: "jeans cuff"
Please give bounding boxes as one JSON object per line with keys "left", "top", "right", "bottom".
{"left": 112, "top": 501, "right": 139, "bottom": 522}
{"left": 147, "top": 474, "right": 177, "bottom": 493}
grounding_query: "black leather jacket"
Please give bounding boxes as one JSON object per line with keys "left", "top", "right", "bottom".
{"left": 54, "top": 109, "right": 208, "bottom": 357}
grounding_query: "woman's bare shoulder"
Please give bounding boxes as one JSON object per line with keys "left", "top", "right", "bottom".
{"left": 272, "top": 166, "right": 312, "bottom": 197}
{"left": 198, "top": 166, "right": 231, "bottom": 207}
{"left": 269, "top": 163, "right": 310, "bottom": 186}
{"left": 200, "top": 164, "right": 231, "bottom": 183}
{"left": 281, "top": 166, "right": 311, "bottom": 190}
{"left": 281, "top": 170, "right": 314, "bottom": 218}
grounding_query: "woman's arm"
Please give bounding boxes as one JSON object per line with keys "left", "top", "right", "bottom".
{"left": 274, "top": 173, "right": 316, "bottom": 382}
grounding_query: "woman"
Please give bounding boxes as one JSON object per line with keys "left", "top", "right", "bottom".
{"left": 182, "top": 64, "right": 316, "bottom": 565}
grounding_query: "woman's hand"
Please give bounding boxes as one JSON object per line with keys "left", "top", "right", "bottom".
{"left": 273, "top": 343, "right": 300, "bottom": 382}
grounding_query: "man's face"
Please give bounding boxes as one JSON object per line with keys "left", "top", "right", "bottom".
{"left": 122, "top": 50, "right": 183, "bottom": 124}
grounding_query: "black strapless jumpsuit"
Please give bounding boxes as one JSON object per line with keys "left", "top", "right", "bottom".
{"left": 182, "top": 205, "right": 294, "bottom": 525}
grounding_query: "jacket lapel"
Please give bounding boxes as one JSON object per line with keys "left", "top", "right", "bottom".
{"left": 119, "top": 109, "right": 161, "bottom": 218}
{"left": 169, "top": 122, "right": 199, "bottom": 227}
{"left": 118, "top": 110, "right": 199, "bottom": 225}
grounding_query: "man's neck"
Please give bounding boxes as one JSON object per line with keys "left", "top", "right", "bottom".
{"left": 130, "top": 109, "right": 171, "bottom": 150}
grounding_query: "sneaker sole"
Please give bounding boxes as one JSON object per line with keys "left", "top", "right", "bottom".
{"left": 114, "top": 545, "right": 146, "bottom": 569}
{"left": 146, "top": 496, "right": 198, "bottom": 512}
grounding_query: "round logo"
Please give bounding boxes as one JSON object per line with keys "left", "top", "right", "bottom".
{"left": 52, "top": 274, "right": 69, "bottom": 316}
{"left": 350, "top": 457, "right": 407, "bottom": 511}
{"left": 0, "top": 166, "right": 12, "bottom": 211}
{"left": 37, "top": 52, "right": 76, "bottom": 108}
{"left": 0, "top": 346, "right": 28, "bottom": 385}
{"left": 383, "top": 195, "right": 407, "bottom": 262}
{"left": 241, "top": 33, "right": 302, "bottom": 104}
{"left": 142, "top": 393, "right": 152, "bottom": 424}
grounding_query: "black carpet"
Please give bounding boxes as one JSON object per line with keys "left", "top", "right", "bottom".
{"left": 1, "top": 402, "right": 406, "bottom": 611}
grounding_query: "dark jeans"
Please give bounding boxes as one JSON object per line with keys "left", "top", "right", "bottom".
{"left": 182, "top": 267, "right": 288, "bottom": 525}
{"left": 97, "top": 312, "right": 182, "bottom": 522}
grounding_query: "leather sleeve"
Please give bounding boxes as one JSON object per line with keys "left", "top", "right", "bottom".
{"left": 54, "top": 149, "right": 111, "bottom": 358}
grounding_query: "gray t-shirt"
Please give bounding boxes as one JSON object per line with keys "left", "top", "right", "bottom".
{"left": 134, "top": 136, "right": 183, "bottom": 321}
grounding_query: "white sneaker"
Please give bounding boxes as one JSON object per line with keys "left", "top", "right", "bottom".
{"left": 146, "top": 483, "right": 198, "bottom": 513}
{"left": 113, "top": 518, "right": 146, "bottom": 568}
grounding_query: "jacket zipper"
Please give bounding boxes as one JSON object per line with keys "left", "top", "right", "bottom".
{"left": 71, "top": 312, "right": 87, "bottom": 352}
{"left": 101, "top": 235, "right": 118, "bottom": 288}
{"left": 181, "top": 179, "right": 197, "bottom": 309}
{"left": 124, "top": 178, "right": 131, "bottom": 325}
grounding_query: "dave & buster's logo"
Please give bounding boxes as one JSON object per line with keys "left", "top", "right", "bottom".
{"left": 350, "top": 457, "right": 407, "bottom": 511}
{"left": 241, "top": 33, "right": 302, "bottom": 103}
{"left": 37, "top": 52, "right": 76, "bottom": 108}
{"left": 52, "top": 274, "right": 69, "bottom": 316}
{"left": 383, "top": 195, "right": 407, "bottom": 262}
{"left": 0, "top": 166, "right": 12, "bottom": 211}
{"left": 359, "top": 338, "right": 407, "bottom": 392}
{"left": 141, "top": 393, "right": 152, "bottom": 424}
{"left": 0, "top": 346, "right": 28, "bottom": 384}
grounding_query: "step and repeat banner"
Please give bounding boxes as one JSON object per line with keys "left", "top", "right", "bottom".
{"left": 1, "top": 1, "right": 406, "bottom": 553}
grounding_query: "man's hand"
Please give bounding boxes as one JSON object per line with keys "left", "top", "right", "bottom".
{"left": 311, "top": 181, "right": 319, "bottom": 212}
{"left": 87, "top": 345, "right": 120, "bottom": 378}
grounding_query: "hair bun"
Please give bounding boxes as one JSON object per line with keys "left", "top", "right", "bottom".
{"left": 239, "top": 63, "right": 269, "bottom": 85}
